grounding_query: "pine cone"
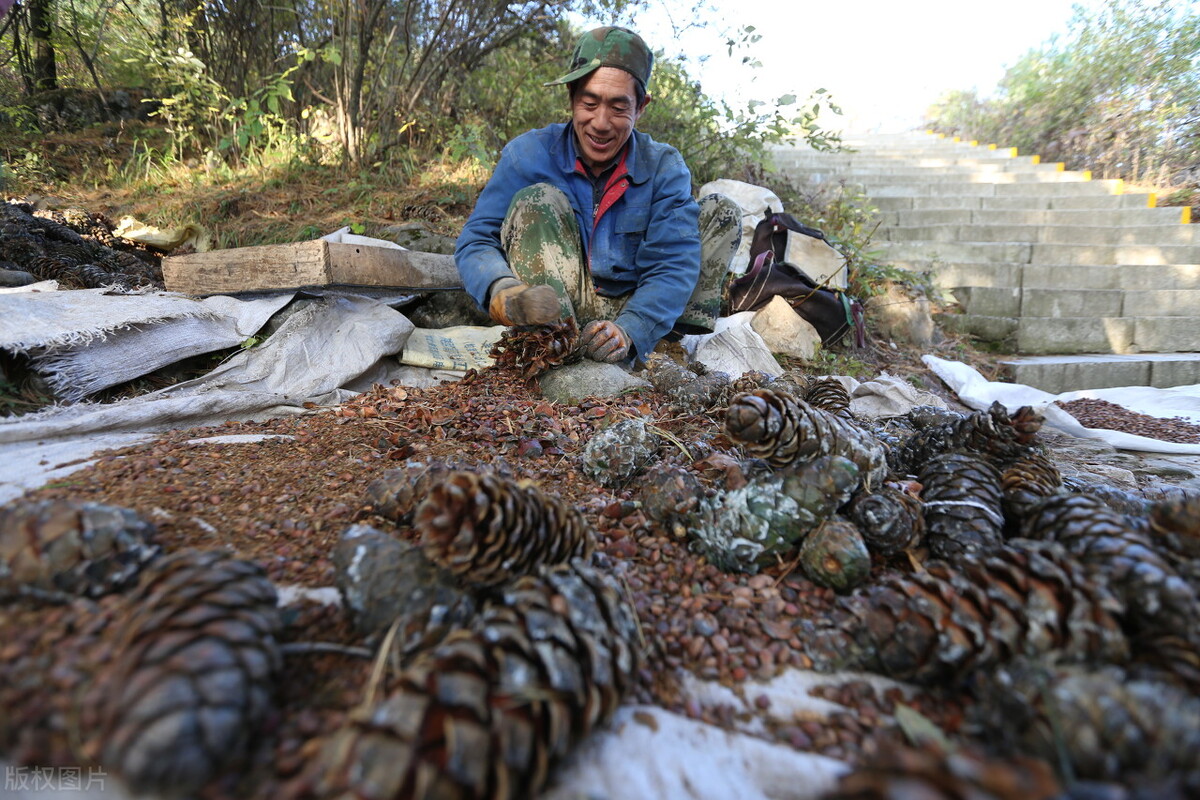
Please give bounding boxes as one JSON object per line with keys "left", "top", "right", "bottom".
{"left": 1128, "top": 632, "right": 1200, "bottom": 694}
{"left": 1000, "top": 452, "right": 1062, "bottom": 522}
{"left": 802, "top": 377, "right": 853, "bottom": 420}
{"left": 489, "top": 319, "right": 581, "bottom": 380}
{"left": 847, "top": 484, "right": 925, "bottom": 556}
{"left": 820, "top": 540, "right": 1127, "bottom": 684}
{"left": 892, "top": 402, "right": 1042, "bottom": 475}
{"left": 0, "top": 498, "right": 159, "bottom": 599}
{"left": 366, "top": 460, "right": 461, "bottom": 523}
{"left": 1061, "top": 477, "right": 1153, "bottom": 516}
{"left": 1021, "top": 494, "right": 1200, "bottom": 638}
{"left": 637, "top": 465, "right": 707, "bottom": 537}
{"left": 1149, "top": 493, "right": 1200, "bottom": 558}
{"left": 77, "top": 549, "right": 282, "bottom": 798}
{"left": 823, "top": 740, "right": 1061, "bottom": 800}
{"left": 725, "top": 388, "right": 887, "bottom": 487}
{"left": 799, "top": 519, "right": 871, "bottom": 592}
{"left": 643, "top": 354, "right": 731, "bottom": 414}
{"left": 312, "top": 560, "right": 640, "bottom": 800}
{"left": 919, "top": 453, "right": 1005, "bottom": 559}
{"left": 974, "top": 660, "right": 1200, "bottom": 792}
{"left": 579, "top": 417, "right": 660, "bottom": 487}
{"left": 414, "top": 471, "right": 595, "bottom": 589}
{"left": 688, "top": 455, "right": 860, "bottom": 574}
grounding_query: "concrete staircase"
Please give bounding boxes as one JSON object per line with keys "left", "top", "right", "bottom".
{"left": 770, "top": 132, "right": 1200, "bottom": 393}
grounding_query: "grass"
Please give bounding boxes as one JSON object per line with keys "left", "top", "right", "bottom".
{"left": 2, "top": 120, "right": 484, "bottom": 250}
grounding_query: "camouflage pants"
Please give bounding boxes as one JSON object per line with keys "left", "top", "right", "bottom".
{"left": 500, "top": 183, "right": 742, "bottom": 335}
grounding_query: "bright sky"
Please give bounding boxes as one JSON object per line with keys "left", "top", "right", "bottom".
{"left": 585, "top": 0, "right": 1101, "bottom": 133}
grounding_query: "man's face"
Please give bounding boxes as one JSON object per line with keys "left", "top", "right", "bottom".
{"left": 571, "top": 67, "right": 647, "bottom": 173}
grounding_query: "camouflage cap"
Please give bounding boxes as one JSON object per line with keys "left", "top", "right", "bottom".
{"left": 545, "top": 26, "right": 653, "bottom": 90}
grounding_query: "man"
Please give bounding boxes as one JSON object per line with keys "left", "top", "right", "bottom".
{"left": 455, "top": 26, "right": 740, "bottom": 364}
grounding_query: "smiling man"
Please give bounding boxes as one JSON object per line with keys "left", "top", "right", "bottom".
{"left": 455, "top": 26, "right": 740, "bottom": 365}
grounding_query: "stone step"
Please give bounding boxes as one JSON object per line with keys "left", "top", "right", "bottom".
{"left": 949, "top": 287, "right": 1200, "bottom": 319}
{"left": 909, "top": 261, "right": 1200, "bottom": 292}
{"left": 882, "top": 241, "right": 1033, "bottom": 263}
{"left": 780, "top": 165, "right": 1078, "bottom": 181}
{"left": 1030, "top": 243, "right": 1200, "bottom": 265}
{"left": 942, "top": 314, "right": 1199, "bottom": 355}
{"left": 874, "top": 194, "right": 1157, "bottom": 211}
{"left": 884, "top": 239, "right": 1200, "bottom": 266}
{"left": 774, "top": 156, "right": 1036, "bottom": 170}
{"left": 997, "top": 354, "right": 1200, "bottom": 393}
{"left": 861, "top": 181, "right": 1125, "bottom": 198}
{"left": 884, "top": 207, "right": 1188, "bottom": 227}
{"left": 880, "top": 223, "right": 1200, "bottom": 246}
{"left": 1022, "top": 264, "right": 1200, "bottom": 291}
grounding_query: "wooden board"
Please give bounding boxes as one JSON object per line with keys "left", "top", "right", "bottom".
{"left": 162, "top": 240, "right": 462, "bottom": 295}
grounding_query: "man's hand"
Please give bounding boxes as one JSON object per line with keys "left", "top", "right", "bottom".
{"left": 488, "top": 277, "right": 561, "bottom": 326}
{"left": 580, "top": 320, "right": 631, "bottom": 363}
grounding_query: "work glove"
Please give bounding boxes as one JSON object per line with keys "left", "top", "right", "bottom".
{"left": 487, "top": 277, "right": 561, "bottom": 326}
{"left": 580, "top": 320, "right": 631, "bottom": 363}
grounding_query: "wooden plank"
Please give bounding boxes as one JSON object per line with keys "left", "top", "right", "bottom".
{"left": 162, "top": 240, "right": 462, "bottom": 295}
{"left": 325, "top": 242, "right": 461, "bottom": 288}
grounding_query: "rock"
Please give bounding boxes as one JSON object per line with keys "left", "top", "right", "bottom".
{"left": 751, "top": 296, "right": 822, "bottom": 359}
{"left": 379, "top": 222, "right": 457, "bottom": 254}
{"left": 539, "top": 360, "right": 651, "bottom": 403}
{"left": 683, "top": 314, "right": 781, "bottom": 380}
{"left": 403, "top": 289, "right": 492, "bottom": 328}
{"left": 866, "top": 282, "right": 936, "bottom": 347}
{"left": 331, "top": 524, "right": 474, "bottom": 643}
{"left": 0, "top": 268, "right": 36, "bottom": 287}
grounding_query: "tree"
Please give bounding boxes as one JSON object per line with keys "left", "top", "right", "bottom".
{"left": 28, "top": 0, "right": 56, "bottom": 90}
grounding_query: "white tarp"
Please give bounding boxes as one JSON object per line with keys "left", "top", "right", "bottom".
{"left": 924, "top": 355, "right": 1200, "bottom": 455}
{"left": 0, "top": 295, "right": 415, "bottom": 503}
{"left": 0, "top": 286, "right": 294, "bottom": 402}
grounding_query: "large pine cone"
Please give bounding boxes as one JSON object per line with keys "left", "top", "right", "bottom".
{"left": 891, "top": 401, "right": 1042, "bottom": 476}
{"left": 801, "top": 377, "right": 854, "bottom": 420}
{"left": 847, "top": 484, "right": 925, "bottom": 556}
{"left": 312, "top": 560, "right": 640, "bottom": 800}
{"left": 1021, "top": 494, "right": 1199, "bottom": 639}
{"left": 0, "top": 498, "right": 159, "bottom": 599}
{"left": 1000, "top": 452, "right": 1062, "bottom": 523}
{"left": 919, "top": 453, "right": 1005, "bottom": 560}
{"left": 725, "top": 388, "right": 886, "bottom": 487}
{"left": 579, "top": 417, "right": 660, "bottom": 487}
{"left": 974, "top": 660, "right": 1200, "bottom": 793}
{"left": 414, "top": 471, "right": 595, "bottom": 589}
{"left": 823, "top": 740, "right": 1061, "bottom": 800}
{"left": 366, "top": 460, "right": 462, "bottom": 524}
{"left": 688, "top": 455, "right": 860, "bottom": 574}
{"left": 819, "top": 540, "right": 1127, "bottom": 684}
{"left": 643, "top": 353, "right": 732, "bottom": 413}
{"left": 76, "top": 549, "right": 282, "bottom": 798}
{"left": 1149, "top": 492, "right": 1200, "bottom": 558}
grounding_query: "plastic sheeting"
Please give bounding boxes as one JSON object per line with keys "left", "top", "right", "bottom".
{"left": 0, "top": 295, "right": 415, "bottom": 503}
{"left": 0, "top": 287, "right": 294, "bottom": 402}
{"left": 924, "top": 355, "right": 1200, "bottom": 455}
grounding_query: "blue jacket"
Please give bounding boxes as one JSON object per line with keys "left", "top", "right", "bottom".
{"left": 455, "top": 122, "right": 701, "bottom": 360}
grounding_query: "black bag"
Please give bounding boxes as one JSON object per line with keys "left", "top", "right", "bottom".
{"left": 725, "top": 214, "right": 866, "bottom": 347}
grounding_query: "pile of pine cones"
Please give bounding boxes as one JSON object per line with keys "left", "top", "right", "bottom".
{"left": 0, "top": 200, "right": 164, "bottom": 289}
{"left": 717, "top": 380, "right": 1200, "bottom": 796}
{"left": 1, "top": 471, "right": 641, "bottom": 799}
